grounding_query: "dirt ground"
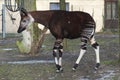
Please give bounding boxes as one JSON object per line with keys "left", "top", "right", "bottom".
{"left": 0, "top": 31, "right": 120, "bottom": 80}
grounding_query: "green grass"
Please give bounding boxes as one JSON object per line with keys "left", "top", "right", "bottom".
{"left": 97, "top": 29, "right": 119, "bottom": 35}
{"left": 101, "top": 60, "right": 120, "bottom": 66}
{"left": 0, "top": 64, "right": 55, "bottom": 80}
{"left": 0, "top": 31, "right": 120, "bottom": 80}
{"left": 0, "top": 63, "right": 81, "bottom": 80}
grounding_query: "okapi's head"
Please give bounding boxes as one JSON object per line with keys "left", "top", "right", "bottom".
{"left": 17, "top": 8, "right": 34, "bottom": 33}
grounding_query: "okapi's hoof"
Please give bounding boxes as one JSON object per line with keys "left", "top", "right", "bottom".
{"left": 72, "top": 64, "right": 78, "bottom": 71}
{"left": 72, "top": 67, "right": 76, "bottom": 71}
{"left": 56, "top": 65, "right": 63, "bottom": 73}
{"left": 94, "top": 63, "right": 100, "bottom": 70}
{"left": 56, "top": 68, "right": 63, "bottom": 73}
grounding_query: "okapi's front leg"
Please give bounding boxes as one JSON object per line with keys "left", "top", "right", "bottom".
{"left": 53, "top": 39, "right": 63, "bottom": 72}
{"left": 72, "top": 37, "right": 88, "bottom": 70}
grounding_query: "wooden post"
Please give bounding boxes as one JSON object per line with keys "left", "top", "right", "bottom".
{"left": 60, "top": 0, "right": 66, "bottom": 10}
{"left": 2, "top": 4, "right": 6, "bottom": 39}
{"left": 60, "top": 0, "right": 67, "bottom": 49}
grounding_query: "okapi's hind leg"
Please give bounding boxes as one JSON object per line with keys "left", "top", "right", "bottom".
{"left": 72, "top": 37, "right": 88, "bottom": 71}
{"left": 90, "top": 36, "right": 100, "bottom": 70}
{"left": 72, "top": 36, "right": 100, "bottom": 71}
{"left": 53, "top": 39, "right": 63, "bottom": 72}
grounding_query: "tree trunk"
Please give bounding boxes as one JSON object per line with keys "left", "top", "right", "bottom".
{"left": 60, "top": 0, "right": 66, "bottom": 10}
{"left": 16, "top": 0, "right": 47, "bottom": 55}
{"left": 59, "top": 0, "right": 67, "bottom": 49}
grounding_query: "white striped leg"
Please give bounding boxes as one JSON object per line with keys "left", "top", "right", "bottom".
{"left": 76, "top": 49, "right": 86, "bottom": 64}
{"left": 54, "top": 57, "right": 62, "bottom": 73}
{"left": 57, "top": 48, "right": 63, "bottom": 72}
{"left": 53, "top": 40, "right": 63, "bottom": 72}
{"left": 90, "top": 37, "right": 100, "bottom": 69}
{"left": 55, "top": 57, "right": 59, "bottom": 65}
{"left": 59, "top": 57, "right": 62, "bottom": 66}
{"left": 55, "top": 57, "right": 62, "bottom": 73}
{"left": 53, "top": 49, "right": 59, "bottom": 65}
{"left": 57, "top": 57, "right": 63, "bottom": 72}
{"left": 58, "top": 49, "right": 63, "bottom": 66}
{"left": 94, "top": 46, "right": 100, "bottom": 70}
{"left": 73, "top": 37, "right": 87, "bottom": 70}
{"left": 53, "top": 49, "right": 60, "bottom": 72}
{"left": 54, "top": 57, "right": 63, "bottom": 72}
{"left": 90, "top": 36, "right": 100, "bottom": 70}
{"left": 72, "top": 49, "right": 86, "bottom": 70}
{"left": 55, "top": 57, "right": 61, "bottom": 73}
{"left": 95, "top": 46, "right": 100, "bottom": 63}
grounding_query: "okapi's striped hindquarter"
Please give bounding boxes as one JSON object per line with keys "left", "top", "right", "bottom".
{"left": 17, "top": 8, "right": 100, "bottom": 72}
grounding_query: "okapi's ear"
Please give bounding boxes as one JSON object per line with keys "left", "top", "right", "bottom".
{"left": 20, "top": 8, "right": 28, "bottom": 16}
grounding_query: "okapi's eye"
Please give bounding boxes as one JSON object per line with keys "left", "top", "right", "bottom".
{"left": 22, "top": 20, "right": 27, "bottom": 23}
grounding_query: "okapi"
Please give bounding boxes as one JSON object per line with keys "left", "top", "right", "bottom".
{"left": 17, "top": 8, "right": 100, "bottom": 72}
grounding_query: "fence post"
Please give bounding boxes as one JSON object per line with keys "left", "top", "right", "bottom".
{"left": 2, "top": 4, "right": 6, "bottom": 39}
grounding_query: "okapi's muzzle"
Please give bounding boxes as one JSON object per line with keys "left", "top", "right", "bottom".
{"left": 17, "top": 26, "right": 26, "bottom": 33}
{"left": 17, "top": 8, "right": 28, "bottom": 33}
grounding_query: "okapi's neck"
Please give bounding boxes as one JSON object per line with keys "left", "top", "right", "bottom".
{"left": 29, "top": 11, "right": 53, "bottom": 27}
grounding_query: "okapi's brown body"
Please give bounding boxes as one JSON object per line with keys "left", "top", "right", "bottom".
{"left": 30, "top": 10, "right": 95, "bottom": 39}
{"left": 18, "top": 9, "right": 100, "bottom": 72}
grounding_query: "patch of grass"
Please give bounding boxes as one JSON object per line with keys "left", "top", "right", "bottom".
{"left": 102, "top": 60, "right": 120, "bottom": 66}
{"left": 112, "top": 76, "right": 120, "bottom": 80}
{"left": 0, "top": 64, "right": 56, "bottom": 80}
{"left": 97, "top": 29, "right": 119, "bottom": 35}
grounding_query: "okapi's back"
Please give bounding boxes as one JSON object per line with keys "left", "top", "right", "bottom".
{"left": 75, "top": 11, "right": 95, "bottom": 25}
{"left": 51, "top": 10, "right": 95, "bottom": 28}
{"left": 49, "top": 10, "right": 96, "bottom": 39}
{"left": 52, "top": 10, "right": 94, "bottom": 20}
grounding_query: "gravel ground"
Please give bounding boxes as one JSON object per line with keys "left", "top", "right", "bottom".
{"left": 0, "top": 32, "right": 120, "bottom": 80}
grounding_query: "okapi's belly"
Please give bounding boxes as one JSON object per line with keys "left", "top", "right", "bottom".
{"left": 63, "top": 27, "right": 94, "bottom": 39}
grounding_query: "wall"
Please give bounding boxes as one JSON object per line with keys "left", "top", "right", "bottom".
{"left": 36, "top": 0, "right": 105, "bottom": 32}
{"left": 0, "top": 1, "right": 20, "bottom": 33}
{"left": 0, "top": 0, "right": 104, "bottom": 33}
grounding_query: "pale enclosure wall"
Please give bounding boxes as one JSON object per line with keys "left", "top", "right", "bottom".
{"left": 0, "top": 1, "right": 20, "bottom": 33}
{"left": 0, "top": 0, "right": 104, "bottom": 33}
{"left": 37, "top": 0, "right": 104, "bottom": 32}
